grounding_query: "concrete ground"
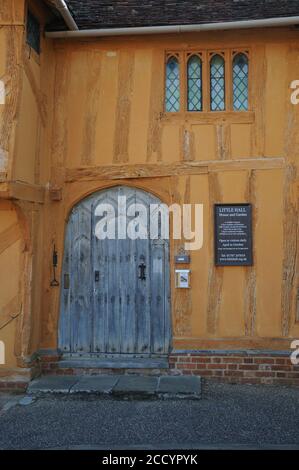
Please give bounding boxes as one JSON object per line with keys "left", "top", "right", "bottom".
{"left": 0, "top": 381, "right": 299, "bottom": 450}
{"left": 0, "top": 394, "right": 21, "bottom": 416}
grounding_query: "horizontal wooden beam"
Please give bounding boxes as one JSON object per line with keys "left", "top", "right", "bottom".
{"left": 0, "top": 181, "right": 45, "bottom": 204}
{"left": 161, "top": 111, "right": 255, "bottom": 125}
{"left": 173, "top": 337, "right": 293, "bottom": 351}
{"left": 207, "top": 157, "right": 285, "bottom": 172}
{"left": 65, "top": 157, "right": 285, "bottom": 182}
{"left": 66, "top": 162, "right": 209, "bottom": 182}
{"left": 0, "top": 159, "right": 285, "bottom": 199}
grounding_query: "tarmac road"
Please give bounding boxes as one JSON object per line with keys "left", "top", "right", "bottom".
{"left": 0, "top": 381, "right": 298, "bottom": 450}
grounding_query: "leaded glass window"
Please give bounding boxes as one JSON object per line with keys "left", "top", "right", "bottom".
{"left": 187, "top": 55, "right": 202, "bottom": 112}
{"left": 233, "top": 53, "right": 249, "bottom": 111}
{"left": 165, "top": 56, "right": 180, "bottom": 112}
{"left": 26, "top": 10, "right": 40, "bottom": 54}
{"left": 210, "top": 54, "right": 225, "bottom": 111}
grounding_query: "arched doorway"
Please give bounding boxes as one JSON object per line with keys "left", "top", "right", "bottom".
{"left": 59, "top": 186, "right": 171, "bottom": 361}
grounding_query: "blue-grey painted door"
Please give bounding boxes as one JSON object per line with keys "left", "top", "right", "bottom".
{"left": 59, "top": 186, "right": 171, "bottom": 357}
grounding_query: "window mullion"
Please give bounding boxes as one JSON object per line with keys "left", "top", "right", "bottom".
{"left": 225, "top": 50, "right": 232, "bottom": 111}
{"left": 181, "top": 52, "right": 186, "bottom": 113}
{"left": 202, "top": 50, "right": 209, "bottom": 113}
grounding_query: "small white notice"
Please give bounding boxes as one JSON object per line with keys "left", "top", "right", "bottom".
{"left": 175, "top": 270, "right": 191, "bottom": 289}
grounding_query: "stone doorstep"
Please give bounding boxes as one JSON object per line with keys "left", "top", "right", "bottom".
{"left": 27, "top": 375, "right": 202, "bottom": 399}
{"left": 57, "top": 358, "right": 169, "bottom": 369}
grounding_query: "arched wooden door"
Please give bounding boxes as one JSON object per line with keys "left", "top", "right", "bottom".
{"left": 59, "top": 186, "right": 171, "bottom": 359}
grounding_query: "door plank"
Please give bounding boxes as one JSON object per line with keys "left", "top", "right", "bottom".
{"left": 135, "top": 191, "right": 152, "bottom": 355}
{"left": 119, "top": 186, "right": 137, "bottom": 354}
{"left": 92, "top": 195, "right": 108, "bottom": 353}
{"left": 70, "top": 205, "right": 93, "bottom": 354}
{"left": 58, "top": 219, "right": 72, "bottom": 353}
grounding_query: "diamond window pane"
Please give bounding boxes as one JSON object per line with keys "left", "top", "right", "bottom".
{"left": 165, "top": 57, "right": 180, "bottom": 112}
{"left": 210, "top": 55, "right": 225, "bottom": 111}
{"left": 187, "top": 55, "right": 202, "bottom": 112}
{"left": 233, "top": 53, "right": 249, "bottom": 111}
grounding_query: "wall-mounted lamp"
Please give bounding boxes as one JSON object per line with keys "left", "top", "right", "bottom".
{"left": 50, "top": 244, "right": 59, "bottom": 287}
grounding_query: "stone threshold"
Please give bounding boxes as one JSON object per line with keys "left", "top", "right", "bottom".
{"left": 27, "top": 375, "right": 202, "bottom": 400}
{"left": 58, "top": 357, "right": 169, "bottom": 369}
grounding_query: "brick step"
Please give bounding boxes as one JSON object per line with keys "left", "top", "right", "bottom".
{"left": 0, "top": 376, "right": 29, "bottom": 392}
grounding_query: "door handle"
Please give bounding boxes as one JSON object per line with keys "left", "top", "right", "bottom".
{"left": 138, "top": 263, "right": 146, "bottom": 281}
{"left": 95, "top": 271, "right": 100, "bottom": 282}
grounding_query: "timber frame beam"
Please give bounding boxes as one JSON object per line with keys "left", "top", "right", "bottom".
{"left": 65, "top": 157, "right": 286, "bottom": 183}
{"left": 0, "top": 181, "right": 45, "bottom": 204}
{"left": 0, "top": 158, "right": 286, "bottom": 203}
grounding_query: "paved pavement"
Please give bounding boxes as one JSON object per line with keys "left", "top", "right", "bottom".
{"left": 27, "top": 375, "right": 202, "bottom": 399}
{"left": 0, "top": 381, "right": 299, "bottom": 449}
{"left": 0, "top": 394, "right": 21, "bottom": 416}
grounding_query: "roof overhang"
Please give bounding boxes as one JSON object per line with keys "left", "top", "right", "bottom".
{"left": 45, "top": 15, "right": 299, "bottom": 38}
{"left": 45, "top": 0, "right": 78, "bottom": 31}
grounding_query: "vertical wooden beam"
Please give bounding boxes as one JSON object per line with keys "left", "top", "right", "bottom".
{"left": 216, "top": 123, "right": 231, "bottom": 160}
{"left": 281, "top": 165, "right": 298, "bottom": 336}
{"left": 244, "top": 170, "right": 257, "bottom": 336}
{"left": 113, "top": 49, "right": 134, "bottom": 163}
{"left": 207, "top": 172, "right": 223, "bottom": 335}
{"left": 50, "top": 50, "right": 70, "bottom": 185}
{"left": 13, "top": 201, "right": 34, "bottom": 361}
{"left": 34, "top": 119, "right": 42, "bottom": 185}
{"left": 171, "top": 175, "right": 193, "bottom": 337}
{"left": 81, "top": 51, "right": 102, "bottom": 166}
{"left": 252, "top": 44, "right": 266, "bottom": 156}
{"left": 0, "top": 26, "right": 23, "bottom": 179}
{"left": 281, "top": 45, "right": 299, "bottom": 336}
{"left": 147, "top": 49, "right": 163, "bottom": 162}
{"left": 181, "top": 125, "right": 195, "bottom": 161}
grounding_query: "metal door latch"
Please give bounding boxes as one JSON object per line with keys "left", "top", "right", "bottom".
{"left": 138, "top": 263, "right": 146, "bottom": 281}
